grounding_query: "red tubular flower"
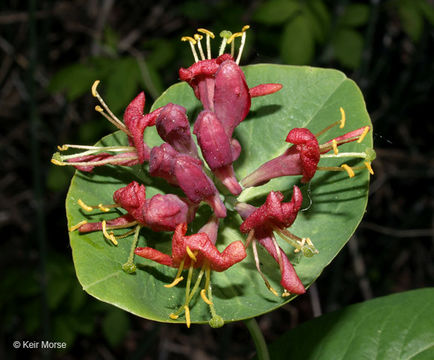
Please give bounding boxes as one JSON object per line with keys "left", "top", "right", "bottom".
{"left": 75, "top": 181, "right": 195, "bottom": 235}
{"left": 135, "top": 222, "right": 246, "bottom": 271}
{"left": 236, "top": 186, "right": 316, "bottom": 296}
{"left": 52, "top": 83, "right": 163, "bottom": 171}
{"left": 149, "top": 144, "right": 227, "bottom": 218}
{"left": 241, "top": 108, "right": 374, "bottom": 188}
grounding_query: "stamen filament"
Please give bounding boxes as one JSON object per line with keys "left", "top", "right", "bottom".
{"left": 245, "top": 229, "right": 255, "bottom": 249}
{"left": 104, "top": 221, "right": 138, "bottom": 230}
{"left": 236, "top": 25, "right": 250, "bottom": 64}
{"left": 78, "top": 199, "right": 119, "bottom": 212}
{"left": 69, "top": 220, "right": 87, "bottom": 232}
{"left": 91, "top": 81, "right": 129, "bottom": 134}
{"left": 320, "top": 151, "right": 371, "bottom": 159}
{"left": 315, "top": 120, "right": 340, "bottom": 138}
{"left": 194, "top": 34, "right": 205, "bottom": 60}
{"left": 184, "top": 305, "right": 191, "bottom": 328}
{"left": 53, "top": 155, "right": 138, "bottom": 167}
{"left": 58, "top": 145, "right": 135, "bottom": 160}
{"left": 200, "top": 289, "right": 213, "bottom": 305}
{"left": 197, "top": 28, "right": 215, "bottom": 59}
{"left": 364, "top": 161, "right": 374, "bottom": 175}
{"left": 252, "top": 240, "right": 279, "bottom": 297}
{"left": 186, "top": 246, "right": 197, "bottom": 262}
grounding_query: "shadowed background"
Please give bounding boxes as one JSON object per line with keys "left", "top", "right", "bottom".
{"left": 1, "top": 0, "right": 433, "bottom": 359}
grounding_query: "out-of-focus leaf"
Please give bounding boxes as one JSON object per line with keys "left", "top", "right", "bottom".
{"left": 180, "top": 1, "right": 212, "bottom": 20}
{"left": 46, "top": 166, "right": 74, "bottom": 192}
{"left": 144, "top": 39, "right": 175, "bottom": 70}
{"left": 398, "top": 1, "right": 424, "bottom": 41}
{"left": 265, "top": 288, "right": 434, "bottom": 360}
{"left": 104, "top": 57, "right": 140, "bottom": 114}
{"left": 49, "top": 64, "right": 97, "bottom": 100}
{"left": 304, "top": 3, "right": 329, "bottom": 43}
{"left": 102, "top": 308, "right": 130, "bottom": 347}
{"left": 339, "top": 4, "right": 370, "bottom": 27}
{"left": 281, "top": 14, "right": 315, "bottom": 64}
{"left": 418, "top": 0, "right": 434, "bottom": 25}
{"left": 333, "top": 29, "right": 364, "bottom": 69}
{"left": 254, "top": 0, "right": 300, "bottom": 25}
{"left": 103, "top": 26, "right": 119, "bottom": 51}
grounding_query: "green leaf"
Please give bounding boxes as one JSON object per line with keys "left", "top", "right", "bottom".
{"left": 281, "top": 14, "right": 315, "bottom": 65}
{"left": 339, "top": 4, "right": 370, "bottom": 27}
{"left": 253, "top": 0, "right": 300, "bottom": 25}
{"left": 332, "top": 29, "right": 364, "bottom": 69}
{"left": 397, "top": 0, "right": 424, "bottom": 42}
{"left": 102, "top": 308, "right": 130, "bottom": 347}
{"left": 66, "top": 64, "right": 373, "bottom": 325}
{"left": 265, "top": 288, "right": 434, "bottom": 360}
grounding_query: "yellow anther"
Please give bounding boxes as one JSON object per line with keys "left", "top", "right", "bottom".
{"left": 282, "top": 290, "right": 291, "bottom": 297}
{"left": 50, "top": 158, "right": 65, "bottom": 166}
{"left": 194, "top": 33, "right": 203, "bottom": 41}
{"left": 364, "top": 161, "right": 374, "bottom": 175}
{"left": 341, "top": 164, "right": 355, "bottom": 178}
{"left": 184, "top": 305, "right": 191, "bottom": 328}
{"left": 69, "top": 220, "right": 87, "bottom": 232}
{"left": 227, "top": 32, "right": 243, "bottom": 44}
{"left": 200, "top": 289, "right": 213, "bottom": 305}
{"left": 357, "top": 126, "right": 370, "bottom": 143}
{"left": 332, "top": 139, "right": 339, "bottom": 155}
{"left": 169, "top": 313, "right": 179, "bottom": 320}
{"left": 186, "top": 246, "right": 197, "bottom": 262}
{"left": 181, "top": 36, "right": 196, "bottom": 44}
{"left": 78, "top": 199, "right": 94, "bottom": 212}
{"left": 77, "top": 199, "right": 94, "bottom": 211}
{"left": 95, "top": 105, "right": 103, "bottom": 112}
{"left": 98, "top": 204, "right": 111, "bottom": 212}
{"left": 242, "top": 25, "right": 250, "bottom": 32}
{"left": 102, "top": 220, "right": 118, "bottom": 245}
{"left": 164, "top": 276, "right": 184, "bottom": 288}
{"left": 91, "top": 80, "right": 100, "bottom": 97}
{"left": 197, "top": 28, "right": 215, "bottom": 38}
{"left": 339, "top": 107, "right": 346, "bottom": 128}
{"left": 57, "top": 145, "right": 68, "bottom": 151}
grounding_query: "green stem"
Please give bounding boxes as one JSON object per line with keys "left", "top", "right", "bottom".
{"left": 243, "top": 318, "right": 270, "bottom": 360}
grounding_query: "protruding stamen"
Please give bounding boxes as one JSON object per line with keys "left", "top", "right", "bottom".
{"left": 186, "top": 246, "right": 197, "bottom": 262}
{"left": 197, "top": 28, "right": 215, "bottom": 59}
{"left": 165, "top": 276, "right": 184, "bottom": 288}
{"left": 53, "top": 155, "right": 139, "bottom": 168}
{"left": 339, "top": 107, "right": 346, "bottom": 128}
{"left": 364, "top": 162, "right": 374, "bottom": 175}
{"left": 332, "top": 139, "right": 339, "bottom": 155}
{"left": 69, "top": 220, "right": 87, "bottom": 232}
{"left": 273, "top": 225, "right": 318, "bottom": 256}
{"left": 181, "top": 36, "right": 199, "bottom": 63}
{"left": 102, "top": 220, "right": 118, "bottom": 245}
{"left": 252, "top": 240, "right": 279, "bottom": 297}
{"left": 91, "top": 81, "right": 129, "bottom": 134}
{"left": 200, "top": 289, "right": 213, "bottom": 305}
{"left": 357, "top": 126, "right": 370, "bottom": 143}
{"left": 227, "top": 32, "right": 242, "bottom": 57}
{"left": 165, "top": 257, "right": 186, "bottom": 288}
{"left": 98, "top": 204, "right": 111, "bottom": 212}
{"left": 341, "top": 164, "right": 355, "bottom": 178}
{"left": 194, "top": 34, "right": 205, "bottom": 60}
{"left": 282, "top": 290, "right": 291, "bottom": 297}
{"left": 184, "top": 305, "right": 191, "bottom": 328}
{"left": 169, "top": 313, "right": 179, "bottom": 320}
{"left": 57, "top": 145, "right": 68, "bottom": 151}
{"left": 236, "top": 25, "right": 250, "bottom": 65}
{"left": 78, "top": 199, "right": 94, "bottom": 212}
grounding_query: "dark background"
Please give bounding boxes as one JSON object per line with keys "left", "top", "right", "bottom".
{"left": 1, "top": 0, "right": 433, "bottom": 359}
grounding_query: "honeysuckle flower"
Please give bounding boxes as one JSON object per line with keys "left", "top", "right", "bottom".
{"left": 179, "top": 26, "right": 282, "bottom": 195}
{"left": 241, "top": 108, "right": 376, "bottom": 188}
{"left": 149, "top": 143, "right": 226, "bottom": 218}
{"left": 236, "top": 186, "right": 318, "bottom": 296}
{"left": 135, "top": 219, "right": 247, "bottom": 327}
{"left": 70, "top": 181, "right": 195, "bottom": 240}
{"left": 51, "top": 82, "right": 163, "bottom": 170}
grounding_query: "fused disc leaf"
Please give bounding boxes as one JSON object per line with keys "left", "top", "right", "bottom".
{"left": 66, "top": 64, "right": 373, "bottom": 324}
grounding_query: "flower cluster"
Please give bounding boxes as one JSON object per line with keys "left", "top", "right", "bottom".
{"left": 53, "top": 26, "right": 375, "bottom": 327}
